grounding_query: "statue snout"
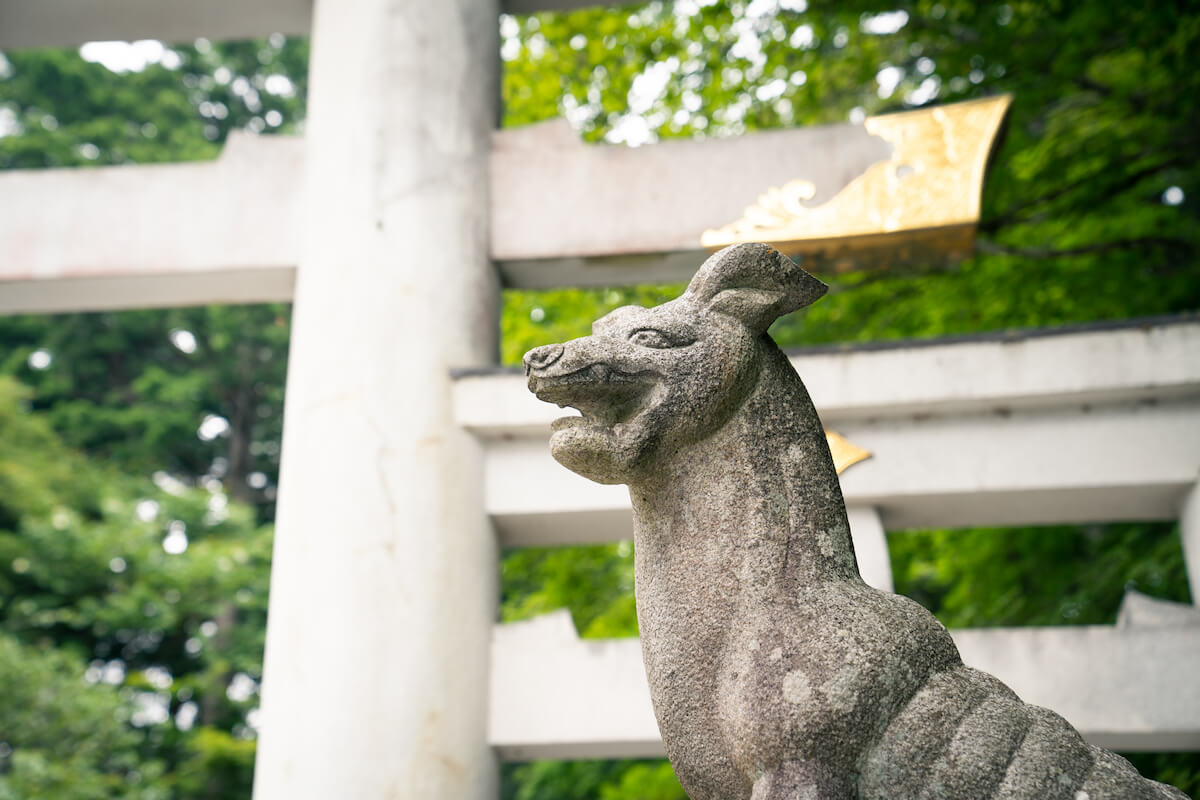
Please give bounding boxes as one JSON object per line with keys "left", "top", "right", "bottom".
{"left": 524, "top": 342, "right": 565, "bottom": 374}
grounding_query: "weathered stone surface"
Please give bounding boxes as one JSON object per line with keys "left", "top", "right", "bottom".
{"left": 524, "top": 242, "right": 1187, "bottom": 800}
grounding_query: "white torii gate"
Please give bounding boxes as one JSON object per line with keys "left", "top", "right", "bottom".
{"left": 2, "top": 2, "right": 1199, "bottom": 799}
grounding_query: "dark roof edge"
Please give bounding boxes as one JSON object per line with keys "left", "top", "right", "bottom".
{"left": 450, "top": 311, "right": 1200, "bottom": 379}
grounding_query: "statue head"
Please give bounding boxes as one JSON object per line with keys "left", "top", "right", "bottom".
{"left": 524, "top": 243, "right": 827, "bottom": 485}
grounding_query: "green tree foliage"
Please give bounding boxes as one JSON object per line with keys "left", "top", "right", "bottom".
{"left": 501, "top": 542, "right": 639, "bottom": 638}
{"left": 0, "top": 634, "right": 166, "bottom": 800}
{"left": 0, "top": 36, "right": 307, "bottom": 168}
{"left": 503, "top": 758, "right": 686, "bottom": 800}
{"left": 0, "top": 306, "right": 291, "bottom": 521}
{"left": 0, "top": 378, "right": 271, "bottom": 798}
{"left": 890, "top": 521, "right": 1192, "bottom": 629}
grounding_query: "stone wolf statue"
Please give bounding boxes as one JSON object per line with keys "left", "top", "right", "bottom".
{"left": 523, "top": 243, "right": 1185, "bottom": 800}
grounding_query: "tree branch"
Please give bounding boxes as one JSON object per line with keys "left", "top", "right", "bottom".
{"left": 981, "top": 155, "right": 1185, "bottom": 233}
{"left": 975, "top": 235, "right": 1191, "bottom": 260}
{"left": 826, "top": 260, "right": 961, "bottom": 293}
{"left": 985, "top": 55, "right": 1200, "bottom": 233}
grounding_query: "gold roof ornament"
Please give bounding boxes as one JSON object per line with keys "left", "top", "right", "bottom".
{"left": 701, "top": 95, "right": 1013, "bottom": 270}
{"left": 825, "top": 430, "right": 871, "bottom": 475}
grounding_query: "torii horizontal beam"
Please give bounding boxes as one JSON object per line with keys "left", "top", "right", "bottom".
{"left": 0, "top": 133, "right": 303, "bottom": 313}
{"left": 489, "top": 610, "right": 1200, "bottom": 760}
{"left": 0, "top": 97, "right": 1009, "bottom": 313}
{"left": 452, "top": 318, "right": 1200, "bottom": 546}
{"left": 480, "top": 401, "right": 1200, "bottom": 544}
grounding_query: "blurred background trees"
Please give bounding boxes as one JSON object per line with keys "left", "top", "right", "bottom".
{"left": 0, "top": 1, "right": 1197, "bottom": 797}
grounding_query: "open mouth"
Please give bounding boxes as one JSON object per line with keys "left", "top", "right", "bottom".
{"left": 529, "top": 364, "right": 654, "bottom": 429}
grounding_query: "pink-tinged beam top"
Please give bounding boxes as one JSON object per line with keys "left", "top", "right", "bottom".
{"left": 0, "top": 0, "right": 313, "bottom": 50}
{"left": 0, "top": 0, "right": 606, "bottom": 50}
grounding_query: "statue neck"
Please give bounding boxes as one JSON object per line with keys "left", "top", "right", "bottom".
{"left": 629, "top": 343, "right": 860, "bottom": 589}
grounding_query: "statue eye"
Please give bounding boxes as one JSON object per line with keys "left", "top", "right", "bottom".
{"left": 629, "top": 329, "right": 683, "bottom": 349}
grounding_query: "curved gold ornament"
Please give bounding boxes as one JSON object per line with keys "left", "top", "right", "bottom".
{"left": 701, "top": 95, "right": 1012, "bottom": 269}
{"left": 825, "top": 430, "right": 871, "bottom": 475}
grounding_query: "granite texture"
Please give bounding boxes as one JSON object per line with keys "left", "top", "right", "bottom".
{"left": 524, "top": 243, "right": 1187, "bottom": 800}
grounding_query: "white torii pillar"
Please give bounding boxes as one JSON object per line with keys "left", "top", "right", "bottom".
{"left": 253, "top": 1, "right": 500, "bottom": 798}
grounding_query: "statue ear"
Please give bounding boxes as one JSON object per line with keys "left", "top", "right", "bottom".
{"left": 686, "top": 243, "right": 828, "bottom": 334}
